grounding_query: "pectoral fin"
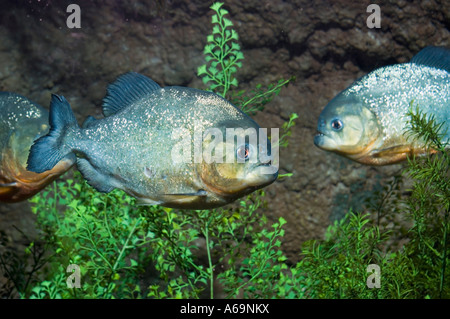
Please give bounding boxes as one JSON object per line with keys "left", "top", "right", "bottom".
{"left": 76, "top": 158, "right": 115, "bottom": 193}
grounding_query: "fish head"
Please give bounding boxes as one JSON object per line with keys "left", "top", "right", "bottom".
{"left": 197, "top": 120, "right": 278, "bottom": 199}
{"left": 314, "top": 94, "right": 381, "bottom": 161}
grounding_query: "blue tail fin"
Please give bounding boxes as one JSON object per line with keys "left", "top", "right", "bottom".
{"left": 27, "top": 94, "right": 78, "bottom": 173}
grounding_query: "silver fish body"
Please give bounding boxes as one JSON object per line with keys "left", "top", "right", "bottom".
{"left": 27, "top": 73, "right": 278, "bottom": 209}
{"left": 314, "top": 46, "right": 450, "bottom": 165}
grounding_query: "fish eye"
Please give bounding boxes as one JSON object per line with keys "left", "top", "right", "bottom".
{"left": 236, "top": 143, "right": 252, "bottom": 161}
{"left": 331, "top": 119, "right": 343, "bottom": 131}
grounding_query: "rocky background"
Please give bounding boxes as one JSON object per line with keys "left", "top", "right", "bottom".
{"left": 0, "top": 0, "right": 448, "bottom": 268}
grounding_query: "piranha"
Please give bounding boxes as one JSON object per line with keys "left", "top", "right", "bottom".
{"left": 27, "top": 72, "right": 278, "bottom": 209}
{"left": 314, "top": 46, "right": 450, "bottom": 165}
{"left": 0, "top": 92, "right": 73, "bottom": 202}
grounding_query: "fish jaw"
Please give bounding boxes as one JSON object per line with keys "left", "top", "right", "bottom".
{"left": 245, "top": 163, "right": 278, "bottom": 187}
{"left": 314, "top": 129, "right": 368, "bottom": 155}
{"left": 314, "top": 131, "right": 339, "bottom": 151}
{"left": 314, "top": 125, "right": 388, "bottom": 164}
{"left": 197, "top": 161, "right": 278, "bottom": 205}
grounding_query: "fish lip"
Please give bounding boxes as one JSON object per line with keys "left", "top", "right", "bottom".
{"left": 256, "top": 162, "right": 272, "bottom": 167}
{"left": 315, "top": 130, "right": 326, "bottom": 137}
{"left": 314, "top": 131, "right": 326, "bottom": 147}
{"left": 256, "top": 164, "right": 279, "bottom": 179}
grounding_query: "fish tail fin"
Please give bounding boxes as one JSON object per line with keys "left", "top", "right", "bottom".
{"left": 27, "top": 94, "right": 78, "bottom": 173}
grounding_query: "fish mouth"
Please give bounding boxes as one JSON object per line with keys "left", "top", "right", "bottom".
{"left": 314, "top": 130, "right": 339, "bottom": 151}
{"left": 256, "top": 162, "right": 272, "bottom": 167}
{"left": 248, "top": 163, "right": 278, "bottom": 185}
{"left": 315, "top": 131, "right": 325, "bottom": 137}
{"left": 314, "top": 131, "right": 326, "bottom": 147}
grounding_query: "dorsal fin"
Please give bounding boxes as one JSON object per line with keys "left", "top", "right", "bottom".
{"left": 410, "top": 46, "right": 450, "bottom": 73}
{"left": 102, "top": 72, "right": 161, "bottom": 117}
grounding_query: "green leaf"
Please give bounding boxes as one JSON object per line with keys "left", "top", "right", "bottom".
{"left": 210, "top": 2, "right": 224, "bottom": 12}
{"left": 230, "top": 29, "right": 239, "bottom": 40}
{"left": 212, "top": 25, "right": 221, "bottom": 35}
{"left": 223, "top": 17, "right": 233, "bottom": 28}
{"left": 231, "top": 42, "right": 241, "bottom": 51}
{"left": 219, "top": 8, "right": 229, "bottom": 17}
{"left": 130, "top": 259, "right": 138, "bottom": 267}
{"left": 208, "top": 66, "right": 218, "bottom": 75}
{"left": 279, "top": 217, "right": 287, "bottom": 227}
{"left": 235, "top": 52, "right": 244, "bottom": 60}
{"left": 202, "top": 75, "right": 213, "bottom": 84}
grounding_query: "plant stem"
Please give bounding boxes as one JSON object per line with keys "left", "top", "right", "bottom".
{"left": 241, "top": 78, "right": 291, "bottom": 110}
{"left": 112, "top": 217, "right": 141, "bottom": 272}
{"left": 103, "top": 198, "right": 119, "bottom": 250}
{"left": 439, "top": 207, "right": 449, "bottom": 298}
{"left": 203, "top": 221, "right": 214, "bottom": 299}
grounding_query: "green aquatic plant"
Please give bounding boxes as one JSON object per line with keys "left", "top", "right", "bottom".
{"left": 197, "top": 2, "right": 243, "bottom": 98}
{"left": 197, "top": 2, "right": 295, "bottom": 116}
{"left": 18, "top": 174, "right": 292, "bottom": 299}
{"left": 0, "top": 229, "right": 50, "bottom": 298}
{"left": 403, "top": 103, "right": 449, "bottom": 298}
{"left": 2, "top": 1, "right": 296, "bottom": 299}
{"left": 287, "top": 104, "right": 449, "bottom": 299}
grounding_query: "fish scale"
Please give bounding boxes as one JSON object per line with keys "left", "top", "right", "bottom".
{"left": 348, "top": 64, "right": 450, "bottom": 143}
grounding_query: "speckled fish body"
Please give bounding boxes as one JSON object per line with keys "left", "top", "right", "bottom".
{"left": 314, "top": 46, "right": 450, "bottom": 165}
{"left": 27, "top": 72, "right": 278, "bottom": 209}
{"left": 0, "top": 92, "right": 73, "bottom": 202}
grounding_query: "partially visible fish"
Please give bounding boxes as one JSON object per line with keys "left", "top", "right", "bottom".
{"left": 314, "top": 46, "right": 450, "bottom": 165}
{"left": 0, "top": 92, "right": 73, "bottom": 202}
{"left": 27, "top": 72, "right": 278, "bottom": 209}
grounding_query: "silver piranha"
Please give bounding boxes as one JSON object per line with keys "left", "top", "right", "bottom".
{"left": 0, "top": 92, "right": 73, "bottom": 202}
{"left": 314, "top": 46, "right": 450, "bottom": 165}
{"left": 27, "top": 72, "right": 278, "bottom": 209}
